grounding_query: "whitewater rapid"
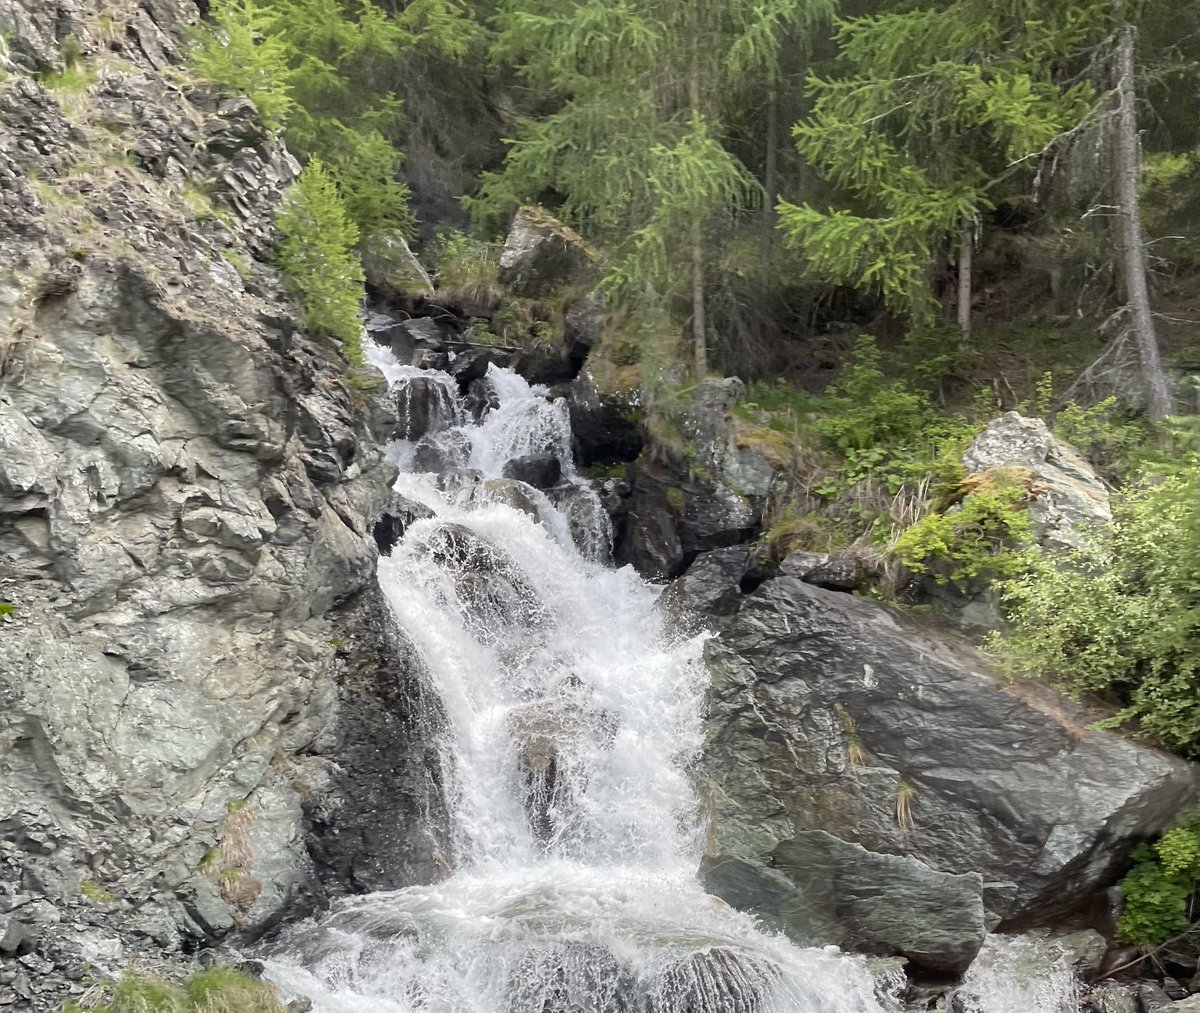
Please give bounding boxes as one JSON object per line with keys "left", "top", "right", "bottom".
{"left": 261, "top": 346, "right": 1081, "bottom": 1013}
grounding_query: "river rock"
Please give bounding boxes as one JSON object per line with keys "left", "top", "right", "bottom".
{"left": 503, "top": 454, "right": 562, "bottom": 490}
{"left": 962, "top": 412, "right": 1111, "bottom": 551}
{"left": 392, "top": 373, "right": 461, "bottom": 441}
{"left": 660, "top": 546, "right": 752, "bottom": 623}
{"left": 701, "top": 577, "right": 1196, "bottom": 975}
{"left": 548, "top": 372, "right": 643, "bottom": 467}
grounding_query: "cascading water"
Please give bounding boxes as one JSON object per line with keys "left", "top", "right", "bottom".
{"left": 261, "top": 347, "right": 907, "bottom": 1012}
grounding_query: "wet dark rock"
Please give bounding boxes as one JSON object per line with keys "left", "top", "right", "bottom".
{"left": 373, "top": 493, "right": 436, "bottom": 555}
{"left": 780, "top": 551, "right": 864, "bottom": 593}
{"left": 617, "top": 463, "right": 757, "bottom": 581}
{"left": 661, "top": 546, "right": 752, "bottom": 624}
{"left": 391, "top": 374, "right": 460, "bottom": 441}
{"left": 548, "top": 373, "right": 643, "bottom": 468}
{"left": 451, "top": 347, "right": 506, "bottom": 389}
{"left": 370, "top": 315, "right": 458, "bottom": 365}
{"left": 303, "top": 587, "right": 449, "bottom": 896}
{"left": 412, "top": 430, "right": 472, "bottom": 473}
{"left": 1136, "top": 983, "right": 1173, "bottom": 1012}
{"left": 503, "top": 454, "right": 562, "bottom": 490}
{"left": 702, "top": 577, "right": 1197, "bottom": 975}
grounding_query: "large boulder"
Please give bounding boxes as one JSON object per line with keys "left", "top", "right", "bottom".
{"left": 499, "top": 206, "right": 595, "bottom": 298}
{"left": 617, "top": 379, "right": 776, "bottom": 580}
{"left": 701, "top": 577, "right": 1196, "bottom": 975}
{"left": 391, "top": 373, "right": 461, "bottom": 441}
{"left": 962, "top": 412, "right": 1111, "bottom": 551}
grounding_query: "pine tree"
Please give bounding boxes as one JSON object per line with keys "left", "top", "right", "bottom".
{"left": 777, "top": 0, "right": 1103, "bottom": 332}
{"left": 276, "top": 160, "right": 366, "bottom": 363}
{"left": 192, "top": 0, "right": 294, "bottom": 129}
{"left": 475, "top": 0, "right": 832, "bottom": 375}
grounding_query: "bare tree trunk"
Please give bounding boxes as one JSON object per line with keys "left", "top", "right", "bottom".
{"left": 691, "top": 225, "right": 708, "bottom": 377}
{"left": 956, "top": 221, "right": 972, "bottom": 336}
{"left": 763, "top": 88, "right": 778, "bottom": 249}
{"left": 689, "top": 44, "right": 708, "bottom": 378}
{"left": 1115, "top": 23, "right": 1172, "bottom": 422}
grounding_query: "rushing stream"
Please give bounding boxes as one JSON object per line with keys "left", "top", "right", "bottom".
{"left": 262, "top": 348, "right": 1080, "bottom": 1012}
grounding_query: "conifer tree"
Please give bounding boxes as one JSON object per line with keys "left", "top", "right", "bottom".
{"left": 277, "top": 160, "right": 366, "bottom": 362}
{"left": 476, "top": 0, "right": 831, "bottom": 375}
{"left": 777, "top": 0, "right": 1103, "bottom": 332}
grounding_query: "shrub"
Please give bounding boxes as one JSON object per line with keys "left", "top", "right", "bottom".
{"left": 1116, "top": 818, "right": 1200, "bottom": 945}
{"left": 988, "top": 459, "right": 1200, "bottom": 757}
{"left": 276, "top": 160, "right": 365, "bottom": 363}
{"left": 891, "top": 469, "right": 1035, "bottom": 584}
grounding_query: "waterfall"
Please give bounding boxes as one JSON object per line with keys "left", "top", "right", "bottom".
{"left": 259, "top": 349, "right": 905, "bottom": 1012}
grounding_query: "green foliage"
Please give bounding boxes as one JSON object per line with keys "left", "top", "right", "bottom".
{"left": 778, "top": 0, "right": 1104, "bottom": 322}
{"left": 810, "top": 336, "right": 977, "bottom": 493}
{"left": 276, "top": 159, "right": 365, "bottom": 362}
{"left": 989, "top": 458, "right": 1200, "bottom": 757}
{"left": 429, "top": 229, "right": 499, "bottom": 295}
{"left": 80, "top": 880, "right": 117, "bottom": 904}
{"left": 892, "top": 472, "right": 1034, "bottom": 583}
{"left": 475, "top": 0, "right": 833, "bottom": 335}
{"left": 192, "top": 0, "right": 294, "bottom": 128}
{"left": 191, "top": 0, "right": 478, "bottom": 243}
{"left": 0, "top": 601, "right": 13, "bottom": 619}
{"left": 1116, "top": 818, "right": 1200, "bottom": 945}
{"left": 64, "top": 968, "right": 286, "bottom": 1013}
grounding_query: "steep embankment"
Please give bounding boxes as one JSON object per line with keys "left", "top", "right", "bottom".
{"left": 0, "top": 3, "right": 442, "bottom": 1006}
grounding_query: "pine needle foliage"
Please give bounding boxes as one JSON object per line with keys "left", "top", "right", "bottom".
{"left": 191, "top": 0, "right": 478, "bottom": 243}
{"left": 474, "top": 0, "right": 833, "bottom": 333}
{"left": 276, "top": 160, "right": 366, "bottom": 362}
{"left": 778, "top": 0, "right": 1106, "bottom": 322}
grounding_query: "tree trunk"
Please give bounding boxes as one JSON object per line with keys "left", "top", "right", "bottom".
{"left": 1115, "top": 23, "right": 1172, "bottom": 422}
{"left": 763, "top": 88, "right": 778, "bottom": 248}
{"left": 692, "top": 226, "right": 708, "bottom": 377}
{"left": 689, "top": 39, "right": 708, "bottom": 377}
{"left": 956, "top": 221, "right": 972, "bottom": 336}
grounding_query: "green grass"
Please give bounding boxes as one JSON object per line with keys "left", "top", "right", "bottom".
{"left": 63, "top": 969, "right": 286, "bottom": 1013}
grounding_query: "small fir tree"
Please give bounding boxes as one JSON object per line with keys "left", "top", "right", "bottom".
{"left": 276, "top": 160, "right": 366, "bottom": 363}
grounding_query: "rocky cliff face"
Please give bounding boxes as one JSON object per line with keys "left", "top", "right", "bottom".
{"left": 0, "top": 2, "right": 440, "bottom": 1006}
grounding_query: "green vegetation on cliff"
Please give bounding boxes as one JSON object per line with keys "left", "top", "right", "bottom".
{"left": 276, "top": 159, "right": 365, "bottom": 362}
{"left": 64, "top": 969, "right": 285, "bottom": 1013}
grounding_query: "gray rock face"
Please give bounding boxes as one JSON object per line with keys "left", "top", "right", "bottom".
{"left": 962, "top": 412, "right": 1111, "bottom": 551}
{"left": 701, "top": 577, "right": 1196, "bottom": 974}
{"left": 0, "top": 1, "right": 433, "bottom": 1004}
{"left": 498, "top": 207, "right": 595, "bottom": 298}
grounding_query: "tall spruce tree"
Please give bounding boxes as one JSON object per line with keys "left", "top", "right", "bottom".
{"left": 777, "top": 0, "right": 1103, "bottom": 333}
{"left": 475, "top": 0, "right": 832, "bottom": 375}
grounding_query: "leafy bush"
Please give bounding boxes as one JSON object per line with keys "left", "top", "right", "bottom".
{"left": 276, "top": 160, "right": 365, "bottom": 363}
{"left": 64, "top": 968, "right": 285, "bottom": 1013}
{"left": 891, "top": 470, "right": 1034, "bottom": 584}
{"left": 988, "top": 459, "right": 1200, "bottom": 757}
{"left": 1116, "top": 818, "right": 1200, "bottom": 945}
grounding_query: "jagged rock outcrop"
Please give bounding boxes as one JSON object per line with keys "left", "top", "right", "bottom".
{"left": 700, "top": 577, "right": 1196, "bottom": 976}
{"left": 962, "top": 411, "right": 1111, "bottom": 551}
{"left": 618, "top": 378, "right": 774, "bottom": 580}
{"left": 0, "top": 2, "right": 433, "bottom": 1006}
